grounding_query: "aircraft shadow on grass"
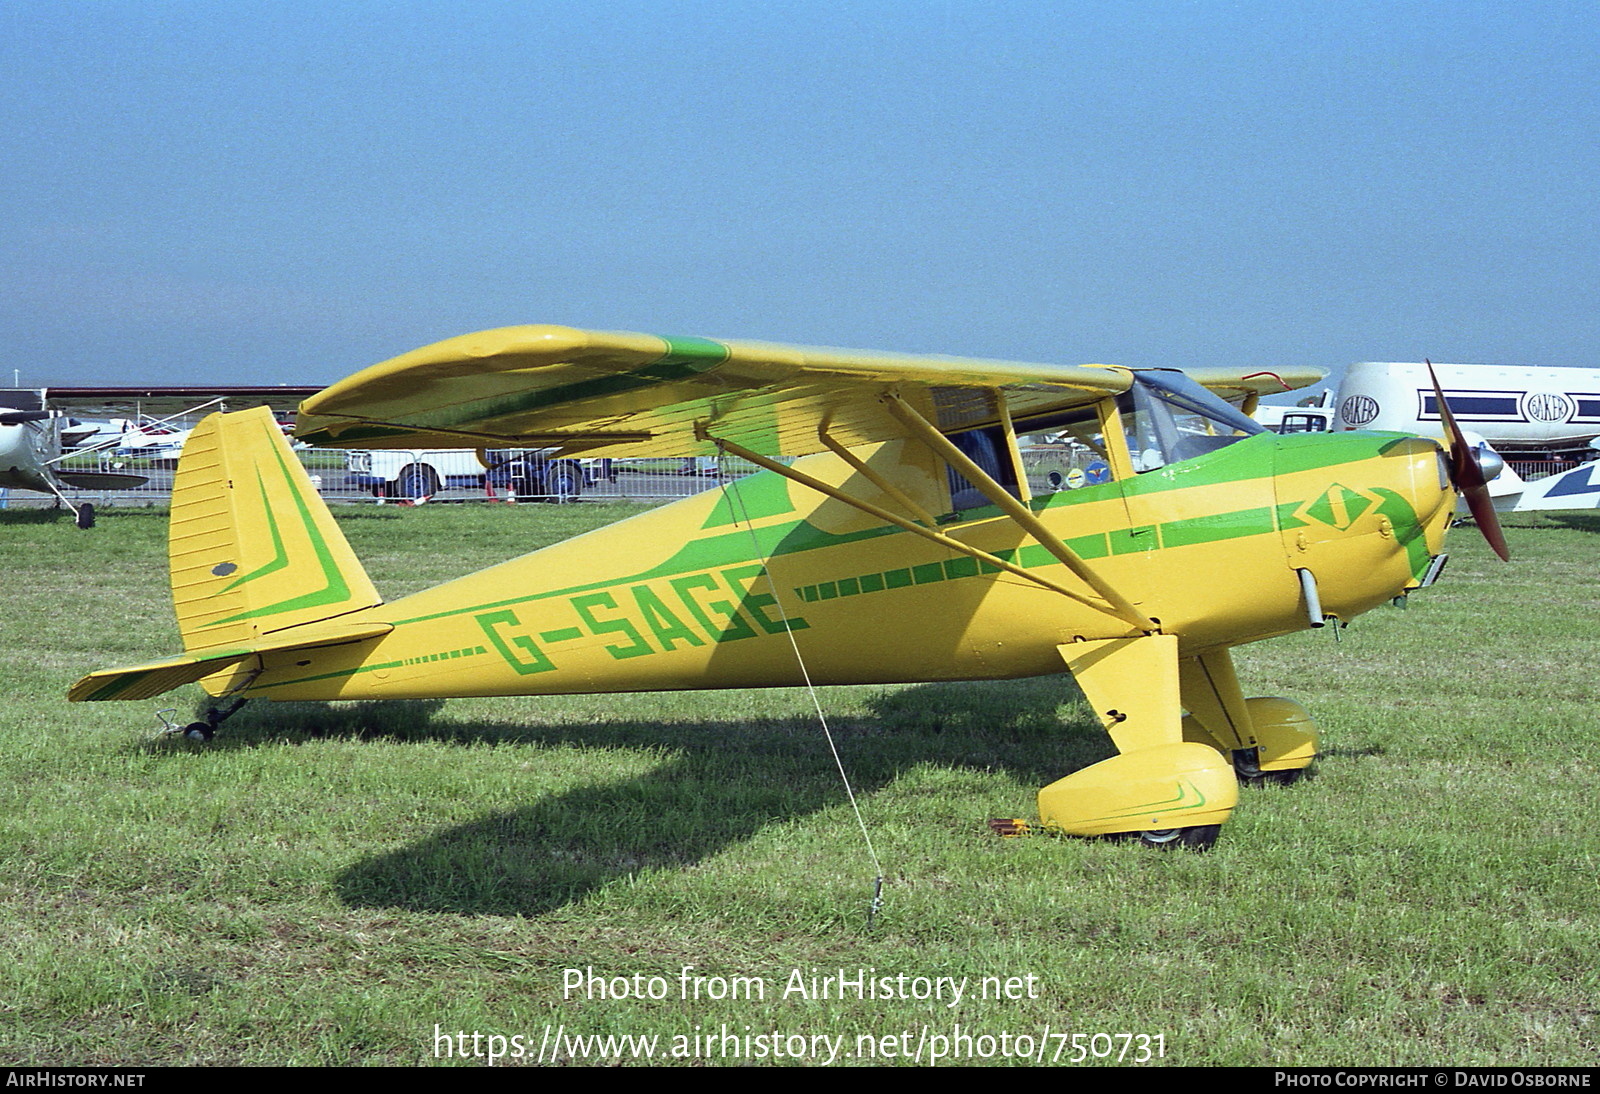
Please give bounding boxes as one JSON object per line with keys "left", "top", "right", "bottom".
{"left": 1541, "top": 512, "right": 1600, "bottom": 535}
{"left": 165, "top": 678, "right": 1112, "bottom": 916}
{"left": 0, "top": 507, "right": 78, "bottom": 525}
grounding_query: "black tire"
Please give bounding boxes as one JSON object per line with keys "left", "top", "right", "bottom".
{"left": 1232, "top": 747, "right": 1310, "bottom": 788}
{"left": 1257, "top": 768, "right": 1308, "bottom": 788}
{"left": 544, "top": 460, "right": 584, "bottom": 501}
{"left": 1135, "top": 825, "right": 1222, "bottom": 851}
{"left": 75, "top": 503, "right": 96, "bottom": 529}
{"left": 395, "top": 464, "right": 440, "bottom": 500}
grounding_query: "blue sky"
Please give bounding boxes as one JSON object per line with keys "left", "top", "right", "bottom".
{"left": 3, "top": 1, "right": 1596, "bottom": 393}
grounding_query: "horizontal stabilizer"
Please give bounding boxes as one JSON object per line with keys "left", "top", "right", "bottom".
{"left": 56, "top": 471, "right": 149, "bottom": 490}
{"left": 69, "top": 621, "right": 393, "bottom": 702}
{"left": 1501, "top": 461, "right": 1600, "bottom": 511}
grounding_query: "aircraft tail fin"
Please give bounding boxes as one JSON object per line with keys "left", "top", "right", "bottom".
{"left": 169, "top": 406, "right": 381, "bottom": 653}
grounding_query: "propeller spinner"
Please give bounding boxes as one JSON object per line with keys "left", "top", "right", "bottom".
{"left": 1427, "top": 359, "right": 1511, "bottom": 562}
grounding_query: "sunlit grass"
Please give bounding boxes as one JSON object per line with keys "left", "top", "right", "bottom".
{"left": 0, "top": 505, "right": 1595, "bottom": 1065}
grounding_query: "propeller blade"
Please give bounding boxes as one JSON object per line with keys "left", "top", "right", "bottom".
{"left": 0, "top": 410, "right": 50, "bottom": 425}
{"left": 1427, "top": 360, "right": 1510, "bottom": 562}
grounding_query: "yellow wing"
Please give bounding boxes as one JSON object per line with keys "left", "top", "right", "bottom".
{"left": 295, "top": 325, "right": 1322, "bottom": 458}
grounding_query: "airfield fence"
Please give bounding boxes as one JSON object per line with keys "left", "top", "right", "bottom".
{"left": 10, "top": 447, "right": 1591, "bottom": 514}
{"left": 1506, "top": 458, "right": 1582, "bottom": 481}
{"left": 3, "top": 450, "right": 754, "bottom": 510}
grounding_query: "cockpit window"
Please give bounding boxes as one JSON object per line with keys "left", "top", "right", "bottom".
{"left": 945, "top": 425, "right": 1019, "bottom": 512}
{"left": 1121, "top": 371, "right": 1263, "bottom": 472}
{"left": 1016, "top": 404, "right": 1115, "bottom": 494}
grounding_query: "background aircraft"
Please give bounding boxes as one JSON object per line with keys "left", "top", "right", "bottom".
{"left": 1, "top": 386, "right": 322, "bottom": 526}
{"left": 0, "top": 389, "right": 146, "bottom": 527}
{"left": 1258, "top": 362, "right": 1600, "bottom": 514}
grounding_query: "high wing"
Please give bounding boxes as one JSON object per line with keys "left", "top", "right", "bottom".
{"left": 294, "top": 325, "right": 1322, "bottom": 458}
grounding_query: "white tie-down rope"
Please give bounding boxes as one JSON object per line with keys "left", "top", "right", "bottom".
{"left": 714, "top": 449, "right": 886, "bottom": 927}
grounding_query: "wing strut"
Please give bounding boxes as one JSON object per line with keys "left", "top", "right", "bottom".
{"left": 878, "top": 392, "right": 1158, "bottom": 632}
{"left": 705, "top": 432, "right": 1143, "bottom": 628}
{"left": 815, "top": 422, "right": 940, "bottom": 527}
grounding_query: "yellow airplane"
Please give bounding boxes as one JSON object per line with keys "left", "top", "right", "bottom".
{"left": 68, "top": 328, "right": 1507, "bottom": 849}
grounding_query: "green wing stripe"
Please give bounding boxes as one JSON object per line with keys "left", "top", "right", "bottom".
{"left": 346, "top": 337, "right": 732, "bottom": 437}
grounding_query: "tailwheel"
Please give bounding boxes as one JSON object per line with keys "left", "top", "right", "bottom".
{"left": 1127, "top": 825, "right": 1221, "bottom": 851}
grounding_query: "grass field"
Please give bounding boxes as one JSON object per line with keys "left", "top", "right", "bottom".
{"left": 1, "top": 502, "right": 1596, "bottom": 1067}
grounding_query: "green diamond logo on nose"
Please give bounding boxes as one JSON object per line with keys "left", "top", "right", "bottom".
{"left": 1300, "top": 483, "right": 1377, "bottom": 530}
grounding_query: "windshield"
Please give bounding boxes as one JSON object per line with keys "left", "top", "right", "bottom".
{"left": 1122, "top": 371, "right": 1264, "bottom": 472}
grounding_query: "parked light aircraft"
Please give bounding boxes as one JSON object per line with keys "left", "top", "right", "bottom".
{"left": 69, "top": 328, "right": 1507, "bottom": 848}
{"left": 2, "top": 386, "right": 325, "bottom": 527}
{"left": 0, "top": 390, "right": 146, "bottom": 527}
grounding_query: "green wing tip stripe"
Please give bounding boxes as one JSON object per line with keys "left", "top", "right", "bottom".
{"left": 87, "top": 671, "right": 148, "bottom": 702}
{"left": 659, "top": 336, "right": 731, "bottom": 365}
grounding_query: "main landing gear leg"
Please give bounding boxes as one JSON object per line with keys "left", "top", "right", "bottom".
{"left": 996, "top": 635, "right": 1238, "bottom": 850}
{"left": 1178, "top": 650, "right": 1319, "bottom": 786}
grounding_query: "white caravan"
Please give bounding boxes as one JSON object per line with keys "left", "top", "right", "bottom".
{"left": 1333, "top": 361, "right": 1600, "bottom": 459}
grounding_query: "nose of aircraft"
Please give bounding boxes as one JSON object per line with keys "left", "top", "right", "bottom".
{"left": 1384, "top": 435, "right": 1456, "bottom": 555}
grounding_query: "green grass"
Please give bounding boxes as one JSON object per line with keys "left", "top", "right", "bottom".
{"left": 1, "top": 504, "right": 1596, "bottom": 1066}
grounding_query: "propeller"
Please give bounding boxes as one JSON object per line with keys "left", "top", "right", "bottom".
{"left": 1427, "top": 359, "right": 1510, "bottom": 562}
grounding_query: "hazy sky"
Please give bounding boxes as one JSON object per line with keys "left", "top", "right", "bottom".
{"left": 3, "top": 1, "right": 1596, "bottom": 394}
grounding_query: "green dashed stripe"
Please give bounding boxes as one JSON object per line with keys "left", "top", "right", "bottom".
{"left": 798, "top": 554, "right": 1004, "bottom": 603}
{"left": 398, "top": 645, "right": 489, "bottom": 668}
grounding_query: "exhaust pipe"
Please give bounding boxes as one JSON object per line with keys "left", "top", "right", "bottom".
{"left": 1296, "top": 568, "right": 1325, "bottom": 628}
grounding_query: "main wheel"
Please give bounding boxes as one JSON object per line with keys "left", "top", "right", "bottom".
{"left": 1232, "top": 747, "right": 1309, "bottom": 787}
{"left": 1257, "top": 768, "right": 1307, "bottom": 787}
{"left": 75, "top": 503, "right": 96, "bottom": 529}
{"left": 1134, "top": 825, "right": 1221, "bottom": 851}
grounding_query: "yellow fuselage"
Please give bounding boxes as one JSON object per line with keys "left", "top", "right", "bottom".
{"left": 235, "top": 430, "right": 1454, "bottom": 703}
